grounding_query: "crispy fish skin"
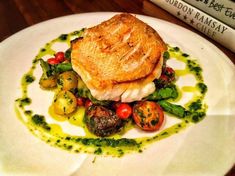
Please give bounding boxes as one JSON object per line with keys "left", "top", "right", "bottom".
{"left": 72, "top": 13, "right": 167, "bottom": 101}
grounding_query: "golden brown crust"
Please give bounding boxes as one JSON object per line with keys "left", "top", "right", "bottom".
{"left": 72, "top": 13, "right": 166, "bottom": 91}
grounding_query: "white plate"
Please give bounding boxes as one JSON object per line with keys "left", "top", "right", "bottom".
{"left": 0, "top": 12, "right": 234, "bottom": 176}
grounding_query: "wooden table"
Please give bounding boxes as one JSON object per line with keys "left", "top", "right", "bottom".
{"left": 1, "top": 0, "right": 234, "bottom": 175}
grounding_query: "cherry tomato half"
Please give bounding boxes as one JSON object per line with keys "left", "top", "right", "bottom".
{"left": 47, "top": 57, "right": 60, "bottom": 65}
{"left": 77, "top": 97, "right": 85, "bottom": 106}
{"left": 116, "top": 103, "right": 132, "bottom": 119}
{"left": 133, "top": 101, "right": 164, "bottom": 131}
{"left": 55, "top": 51, "right": 65, "bottom": 63}
{"left": 85, "top": 99, "right": 93, "bottom": 109}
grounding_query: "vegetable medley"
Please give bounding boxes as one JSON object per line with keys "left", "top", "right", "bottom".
{"left": 38, "top": 47, "right": 197, "bottom": 137}
{"left": 14, "top": 27, "right": 208, "bottom": 156}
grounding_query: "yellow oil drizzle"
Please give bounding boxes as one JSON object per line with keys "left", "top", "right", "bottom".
{"left": 175, "top": 69, "right": 189, "bottom": 76}
{"left": 67, "top": 107, "right": 86, "bottom": 126}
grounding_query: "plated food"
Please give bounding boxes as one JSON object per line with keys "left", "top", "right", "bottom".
{"left": 15, "top": 13, "right": 208, "bottom": 156}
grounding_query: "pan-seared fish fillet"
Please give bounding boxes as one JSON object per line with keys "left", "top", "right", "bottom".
{"left": 72, "top": 13, "right": 166, "bottom": 102}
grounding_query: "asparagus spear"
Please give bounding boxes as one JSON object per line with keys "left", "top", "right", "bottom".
{"left": 157, "top": 100, "right": 186, "bottom": 118}
{"left": 39, "top": 59, "right": 73, "bottom": 76}
{"left": 55, "top": 62, "right": 73, "bottom": 73}
{"left": 39, "top": 59, "right": 53, "bottom": 77}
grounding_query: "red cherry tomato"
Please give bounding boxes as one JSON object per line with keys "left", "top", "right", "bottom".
{"left": 133, "top": 101, "right": 164, "bottom": 131}
{"left": 85, "top": 99, "right": 93, "bottom": 108}
{"left": 165, "top": 67, "right": 174, "bottom": 75}
{"left": 159, "top": 74, "right": 169, "bottom": 85}
{"left": 55, "top": 52, "right": 65, "bottom": 63}
{"left": 164, "top": 67, "right": 175, "bottom": 81}
{"left": 47, "top": 57, "right": 60, "bottom": 65}
{"left": 77, "top": 97, "right": 85, "bottom": 106}
{"left": 116, "top": 103, "right": 132, "bottom": 119}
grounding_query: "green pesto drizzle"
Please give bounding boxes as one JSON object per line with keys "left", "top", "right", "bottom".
{"left": 167, "top": 46, "right": 208, "bottom": 123}
{"left": 15, "top": 30, "right": 207, "bottom": 157}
